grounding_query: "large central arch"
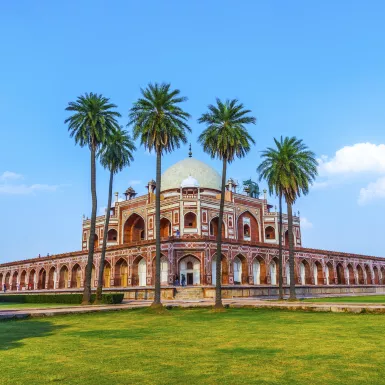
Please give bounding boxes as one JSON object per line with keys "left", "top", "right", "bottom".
{"left": 179, "top": 255, "right": 200, "bottom": 285}
{"left": 123, "top": 213, "right": 145, "bottom": 244}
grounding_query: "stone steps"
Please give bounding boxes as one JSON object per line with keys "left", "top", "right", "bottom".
{"left": 174, "top": 287, "right": 204, "bottom": 300}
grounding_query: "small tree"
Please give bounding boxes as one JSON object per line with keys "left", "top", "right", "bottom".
{"left": 198, "top": 99, "right": 256, "bottom": 309}
{"left": 95, "top": 128, "right": 136, "bottom": 303}
{"left": 128, "top": 83, "right": 191, "bottom": 308}
{"left": 65, "top": 93, "right": 120, "bottom": 304}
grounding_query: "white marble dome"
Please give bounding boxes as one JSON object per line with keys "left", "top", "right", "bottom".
{"left": 181, "top": 175, "right": 199, "bottom": 188}
{"left": 161, "top": 158, "right": 221, "bottom": 192}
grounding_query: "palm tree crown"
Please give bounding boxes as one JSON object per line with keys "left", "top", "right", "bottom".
{"left": 128, "top": 83, "right": 191, "bottom": 153}
{"left": 257, "top": 136, "right": 318, "bottom": 204}
{"left": 198, "top": 98, "right": 256, "bottom": 161}
{"left": 65, "top": 92, "right": 121, "bottom": 149}
{"left": 99, "top": 128, "right": 136, "bottom": 174}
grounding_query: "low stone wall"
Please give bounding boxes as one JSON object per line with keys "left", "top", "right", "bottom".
{"left": 2, "top": 285, "right": 385, "bottom": 300}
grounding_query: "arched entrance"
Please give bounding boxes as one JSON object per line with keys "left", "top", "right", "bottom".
{"left": 12, "top": 271, "right": 18, "bottom": 290}
{"left": 124, "top": 214, "right": 145, "bottom": 243}
{"left": 103, "top": 261, "right": 111, "bottom": 288}
{"left": 314, "top": 261, "right": 323, "bottom": 285}
{"left": 357, "top": 265, "right": 365, "bottom": 284}
{"left": 237, "top": 211, "right": 259, "bottom": 242}
{"left": 132, "top": 256, "right": 147, "bottom": 286}
{"left": 179, "top": 255, "right": 200, "bottom": 285}
{"left": 346, "top": 264, "right": 355, "bottom": 285}
{"left": 48, "top": 266, "right": 56, "bottom": 289}
{"left": 381, "top": 267, "right": 385, "bottom": 284}
{"left": 325, "top": 262, "right": 335, "bottom": 285}
{"left": 160, "top": 256, "right": 169, "bottom": 285}
{"left": 38, "top": 268, "right": 46, "bottom": 290}
{"left": 71, "top": 264, "right": 82, "bottom": 288}
{"left": 160, "top": 218, "right": 172, "bottom": 238}
{"left": 253, "top": 256, "right": 266, "bottom": 285}
{"left": 28, "top": 269, "right": 36, "bottom": 290}
{"left": 270, "top": 258, "right": 278, "bottom": 285}
{"left": 115, "top": 258, "right": 128, "bottom": 287}
{"left": 300, "top": 260, "right": 311, "bottom": 285}
{"left": 5, "top": 272, "right": 11, "bottom": 290}
{"left": 365, "top": 265, "right": 372, "bottom": 284}
{"left": 336, "top": 263, "right": 345, "bottom": 285}
{"left": 233, "top": 254, "right": 248, "bottom": 284}
{"left": 210, "top": 217, "right": 225, "bottom": 238}
{"left": 184, "top": 212, "right": 197, "bottom": 229}
{"left": 59, "top": 265, "right": 69, "bottom": 289}
{"left": 107, "top": 229, "right": 118, "bottom": 242}
{"left": 373, "top": 266, "right": 380, "bottom": 285}
{"left": 20, "top": 270, "right": 27, "bottom": 290}
{"left": 211, "top": 255, "right": 229, "bottom": 285}
{"left": 94, "top": 234, "right": 99, "bottom": 249}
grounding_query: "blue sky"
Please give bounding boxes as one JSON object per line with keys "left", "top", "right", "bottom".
{"left": 1, "top": 0, "right": 384, "bottom": 262}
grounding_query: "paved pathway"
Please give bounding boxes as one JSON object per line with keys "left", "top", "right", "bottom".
{"left": 1, "top": 298, "right": 385, "bottom": 320}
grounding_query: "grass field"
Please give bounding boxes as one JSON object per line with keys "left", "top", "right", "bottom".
{"left": 303, "top": 295, "right": 385, "bottom": 303}
{"left": 1, "top": 308, "right": 385, "bottom": 385}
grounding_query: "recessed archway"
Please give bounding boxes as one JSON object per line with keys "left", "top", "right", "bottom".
{"left": 314, "top": 261, "right": 323, "bottom": 285}
{"left": 184, "top": 212, "right": 197, "bottom": 229}
{"left": 300, "top": 260, "right": 311, "bottom": 285}
{"left": 325, "top": 262, "right": 334, "bottom": 285}
{"left": 94, "top": 234, "right": 99, "bottom": 250}
{"left": 210, "top": 217, "right": 225, "bottom": 238}
{"left": 38, "top": 268, "right": 46, "bottom": 290}
{"left": 59, "top": 265, "right": 69, "bottom": 289}
{"left": 270, "top": 258, "right": 279, "bottom": 285}
{"left": 336, "top": 263, "right": 345, "bottom": 285}
{"left": 115, "top": 258, "right": 128, "bottom": 287}
{"left": 103, "top": 261, "right": 111, "bottom": 288}
{"left": 28, "top": 269, "right": 36, "bottom": 290}
{"left": 20, "top": 270, "right": 27, "bottom": 289}
{"left": 211, "top": 254, "right": 229, "bottom": 285}
{"left": 357, "top": 265, "right": 365, "bottom": 284}
{"left": 365, "top": 265, "right": 372, "bottom": 284}
{"left": 265, "top": 226, "right": 276, "bottom": 240}
{"left": 4, "top": 272, "right": 11, "bottom": 290}
{"left": 253, "top": 256, "right": 266, "bottom": 285}
{"left": 233, "top": 254, "right": 248, "bottom": 284}
{"left": 107, "top": 229, "right": 118, "bottom": 242}
{"left": 373, "top": 266, "right": 380, "bottom": 285}
{"left": 71, "top": 264, "right": 82, "bottom": 288}
{"left": 237, "top": 211, "right": 259, "bottom": 242}
{"left": 12, "top": 271, "right": 18, "bottom": 290}
{"left": 48, "top": 266, "right": 56, "bottom": 289}
{"left": 160, "top": 218, "right": 172, "bottom": 238}
{"left": 179, "top": 255, "right": 200, "bottom": 285}
{"left": 124, "top": 214, "right": 145, "bottom": 243}
{"left": 132, "top": 256, "right": 147, "bottom": 286}
{"left": 346, "top": 264, "right": 355, "bottom": 285}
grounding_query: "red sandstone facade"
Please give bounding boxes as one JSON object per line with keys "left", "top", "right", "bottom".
{"left": 1, "top": 158, "right": 384, "bottom": 292}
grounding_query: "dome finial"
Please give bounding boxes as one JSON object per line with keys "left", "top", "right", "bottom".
{"left": 188, "top": 143, "right": 192, "bottom": 158}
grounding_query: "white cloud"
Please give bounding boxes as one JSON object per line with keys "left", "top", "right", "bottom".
{"left": 0, "top": 171, "right": 58, "bottom": 195}
{"left": 318, "top": 143, "right": 385, "bottom": 176}
{"left": 358, "top": 176, "right": 385, "bottom": 205}
{"left": 128, "top": 179, "right": 141, "bottom": 186}
{"left": 300, "top": 217, "right": 313, "bottom": 229}
{"left": 0, "top": 183, "right": 58, "bottom": 195}
{"left": 0, "top": 171, "right": 23, "bottom": 181}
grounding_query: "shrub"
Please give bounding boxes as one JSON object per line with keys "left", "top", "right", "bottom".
{"left": 0, "top": 293, "right": 124, "bottom": 305}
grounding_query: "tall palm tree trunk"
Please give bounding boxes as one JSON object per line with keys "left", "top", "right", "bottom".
{"left": 83, "top": 145, "right": 97, "bottom": 304}
{"left": 152, "top": 150, "right": 162, "bottom": 307}
{"left": 278, "top": 192, "right": 283, "bottom": 300}
{"left": 95, "top": 170, "right": 114, "bottom": 303}
{"left": 287, "top": 202, "right": 297, "bottom": 300}
{"left": 215, "top": 158, "right": 227, "bottom": 309}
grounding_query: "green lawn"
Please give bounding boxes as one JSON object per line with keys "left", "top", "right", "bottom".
{"left": 1, "top": 308, "right": 385, "bottom": 385}
{"left": 302, "top": 295, "right": 385, "bottom": 303}
{"left": 0, "top": 302, "right": 80, "bottom": 310}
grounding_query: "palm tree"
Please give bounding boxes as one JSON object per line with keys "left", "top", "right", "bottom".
{"left": 95, "top": 128, "right": 136, "bottom": 303}
{"left": 65, "top": 93, "right": 121, "bottom": 304}
{"left": 258, "top": 137, "right": 318, "bottom": 300}
{"left": 128, "top": 83, "right": 191, "bottom": 308}
{"left": 198, "top": 99, "right": 256, "bottom": 309}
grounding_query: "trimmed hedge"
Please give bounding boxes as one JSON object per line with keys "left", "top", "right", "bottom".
{"left": 0, "top": 293, "right": 124, "bottom": 305}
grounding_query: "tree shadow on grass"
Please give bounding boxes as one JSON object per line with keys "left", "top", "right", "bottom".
{"left": 0, "top": 320, "right": 67, "bottom": 351}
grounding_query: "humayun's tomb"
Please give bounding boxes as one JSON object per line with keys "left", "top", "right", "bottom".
{"left": 1, "top": 156, "right": 385, "bottom": 299}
